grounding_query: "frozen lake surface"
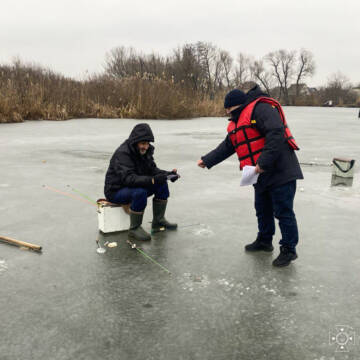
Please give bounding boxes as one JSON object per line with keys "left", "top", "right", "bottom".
{"left": 0, "top": 106, "right": 359, "bottom": 359}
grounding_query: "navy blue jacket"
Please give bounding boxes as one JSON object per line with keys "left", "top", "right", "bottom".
{"left": 201, "top": 86, "right": 303, "bottom": 193}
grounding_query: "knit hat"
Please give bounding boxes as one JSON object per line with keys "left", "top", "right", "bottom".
{"left": 224, "top": 89, "right": 247, "bottom": 108}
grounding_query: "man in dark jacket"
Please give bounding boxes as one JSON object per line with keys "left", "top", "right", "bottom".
{"left": 198, "top": 85, "right": 303, "bottom": 267}
{"left": 105, "top": 123, "right": 178, "bottom": 241}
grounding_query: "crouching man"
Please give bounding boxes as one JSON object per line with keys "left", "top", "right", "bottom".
{"left": 104, "top": 123, "right": 179, "bottom": 241}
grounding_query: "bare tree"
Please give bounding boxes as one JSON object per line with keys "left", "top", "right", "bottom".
{"left": 171, "top": 44, "right": 203, "bottom": 92}
{"left": 196, "top": 41, "right": 218, "bottom": 97}
{"left": 295, "top": 49, "right": 315, "bottom": 96}
{"left": 172, "top": 42, "right": 228, "bottom": 96}
{"left": 327, "top": 71, "right": 351, "bottom": 89}
{"left": 325, "top": 72, "right": 355, "bottom": 105}
{"left": 266, "top": 51, "right": 283, "bottom": 98}
{"left": 266, "top": 49, "right": 296, "bottom": 104}
{"left": 104, "top": 46, "right": 167, "bottom": 79}
{"left": 143, "top": 52, "right": 167, "bottom": 78}
{"left": 219, "top": 50, "right": 233, "bottom": 88}
{"left": 213, "top": 53, "right": 225, "bottom": 92}
{"left": 196, "top": 42, "right": 235, "bottom": 97}
{"left": 250, "top": 59, "right": 273, "bottom": 95}
{"left": 104, "top": 46, "right": 137, "bottom": 78}
{"left": 234, "top": 53, "right": 252, "bottom": 87}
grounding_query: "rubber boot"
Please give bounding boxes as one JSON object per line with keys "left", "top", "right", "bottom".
{"left": 128, "top": 210, "right": 151, "bottom": 241}
{"left": 151, "top": 198, "right": 177, "bottom": 234}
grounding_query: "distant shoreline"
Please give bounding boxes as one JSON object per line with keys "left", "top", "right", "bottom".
{"left": 1, "top": 61, "right": 359, "bottom": 124}
{"left": 2, "top": 105, "right": 359, "bottom": 125}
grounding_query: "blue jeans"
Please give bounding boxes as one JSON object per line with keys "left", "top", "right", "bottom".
{"left": 108, "top": 182, "right": 169, "bottom": 212}
{"left": 254, "top": 181, "right": 299, "bottom": 252}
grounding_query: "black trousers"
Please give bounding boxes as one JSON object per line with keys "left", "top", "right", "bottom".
{"left": 254, "top": 180, "right": 299, "bottom": 251}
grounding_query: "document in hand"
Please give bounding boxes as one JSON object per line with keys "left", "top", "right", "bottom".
{"left": 240, "top": 165, "right": 259, "bottom": 186}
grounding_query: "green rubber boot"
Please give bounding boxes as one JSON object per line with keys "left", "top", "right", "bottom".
{"left": 128, "top": 211, "right": 151, "bottom": 241}
{"left": 151, "top": 198, "right": 178, "bottom": 234}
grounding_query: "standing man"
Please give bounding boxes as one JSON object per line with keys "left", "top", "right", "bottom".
{"left": 198, "top": 85, "right": 303, "bottom": 267}
{"left": 105, "top": 123, "right": 179, "bottom": 241}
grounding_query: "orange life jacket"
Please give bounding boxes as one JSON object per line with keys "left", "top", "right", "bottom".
{"left": 227, "top": 97, "right": 299, "bottom": 170}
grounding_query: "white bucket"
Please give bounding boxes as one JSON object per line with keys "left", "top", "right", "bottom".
{"left": 97, "top": 200, "right": 130, "bottom": 233}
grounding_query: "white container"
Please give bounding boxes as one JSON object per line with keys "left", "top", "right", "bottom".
{"left": 332, "top": 158, "right": 355, "bottom": 178}
{"left": 97, "top": 200, "right": 130, "bottom": 233}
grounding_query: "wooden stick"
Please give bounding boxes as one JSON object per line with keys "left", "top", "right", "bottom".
{"left": 0, "top": 235, "right": 42, "bottom": 251}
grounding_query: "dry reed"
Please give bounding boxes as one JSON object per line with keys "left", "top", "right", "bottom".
{"left": 0, "top": 62, "right": 225, "bottom": 123}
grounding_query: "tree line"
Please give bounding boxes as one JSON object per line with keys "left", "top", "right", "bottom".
{"left": 104, "top": 42, "right": 359, "bottom": 106}
{"left": 0, "top": 42, "right": 359, "bottom": 123}
{"left": 104, "top": 44, "right": 316, "bottom": 104}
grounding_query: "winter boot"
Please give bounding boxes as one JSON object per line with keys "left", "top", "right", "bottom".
{"left": 272, "top": 246, "right": 298, "bottom": 267}
{"left": 128, "top": 210, "right": 151, "bottom": 241}
{"left": 245, "top": 235, "right": 274, "bottom": 252}
{"left": 151, "top": 198, "right": 177, "bottom": 234}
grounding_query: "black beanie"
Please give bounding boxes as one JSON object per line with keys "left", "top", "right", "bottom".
{"left": 224, "top": 89, "right": 247, "bottom": 108}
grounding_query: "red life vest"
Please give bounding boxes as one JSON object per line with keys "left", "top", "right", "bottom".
{"left": 227, "top": 97, "right": 299, "bottom": 170}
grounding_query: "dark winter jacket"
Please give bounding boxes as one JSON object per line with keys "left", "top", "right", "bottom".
{"left": 201, "top": 85, "right": 303, "bottom": 193}
{"left": 104, "top": 123, "right": 168, "bottom": 199}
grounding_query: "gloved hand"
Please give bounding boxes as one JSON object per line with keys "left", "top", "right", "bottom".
{"left": 153, "top": 173, "right": 167, "bottom": 185}
{"left": 167, "top": 169, "right": 180, "bottom": 182}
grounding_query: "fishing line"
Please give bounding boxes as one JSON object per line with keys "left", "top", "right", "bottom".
{"left": 43, "top": 185, "right": 97, "bottom": 207}
{"left": 136, "top": 248, "right": 172, "bottom": 275}
{"left": 126, "top": 239, "right": 172, "bottom": 275}
{"left": 66, "top": 185, "right": 98, "bottom": 205}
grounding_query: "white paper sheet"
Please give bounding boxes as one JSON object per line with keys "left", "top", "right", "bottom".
{"left": 240, "top": 165, "right": 259, "bottom": 186}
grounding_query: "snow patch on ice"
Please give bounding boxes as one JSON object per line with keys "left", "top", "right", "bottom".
{"left": 217, "top": 278, "right": 235, "bottom": 291}
{"left": 192, "top": 225, "right": 214, "bottom": 237}
{"left": 180, "top": 273, "right": 210, "bottom": 292}
{"left": 0, "top": 259, "right": 8, "bottom": 274}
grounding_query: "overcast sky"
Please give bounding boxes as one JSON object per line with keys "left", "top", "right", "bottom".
{"left": 1, "top": 0, "right": 359, "bottom": 87}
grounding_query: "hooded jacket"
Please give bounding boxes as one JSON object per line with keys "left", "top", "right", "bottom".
{"left": 104, "top": 123, "right": 167, "bottom": 199}
{"left": 201, "top": 85, "right": 303, "bottom": 193}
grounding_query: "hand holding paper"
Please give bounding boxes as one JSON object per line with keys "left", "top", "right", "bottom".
{"left": 240, "top": 165, "right": 259, "bottom": 186}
